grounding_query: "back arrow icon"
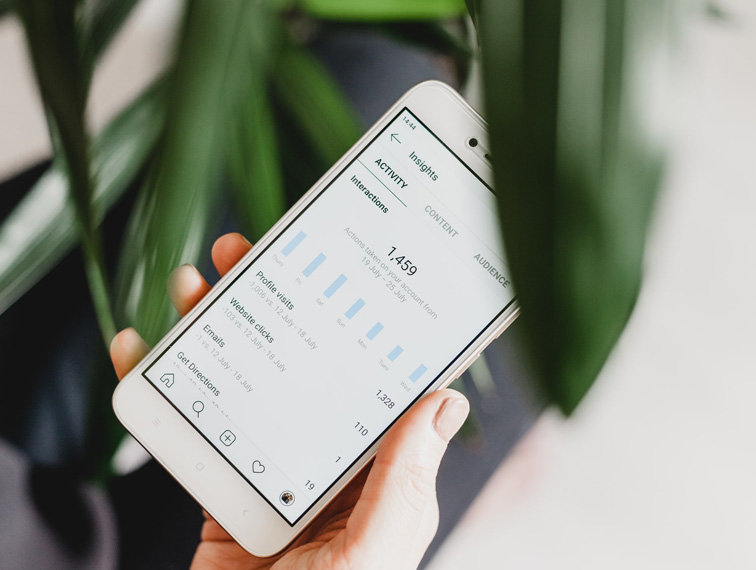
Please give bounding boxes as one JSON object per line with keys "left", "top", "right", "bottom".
{"left": 390, "top": 133, "right": 401, "bottom": 144}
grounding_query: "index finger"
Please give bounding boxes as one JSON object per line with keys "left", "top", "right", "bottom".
{"left": 110, "top": 328, "right": 150, "bottom": 380}
{"left": 211, "top": 233, "right": 252, "bottom": 276}
{"left": 167, "top": 233, "right": 253, "bottom": 318}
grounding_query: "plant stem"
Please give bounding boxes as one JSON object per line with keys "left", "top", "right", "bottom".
{"left": 14, "top": 0, "right": 118, "bottom": 347}
{"left": 80, "top": 230, "right": 117, "bottom": 346}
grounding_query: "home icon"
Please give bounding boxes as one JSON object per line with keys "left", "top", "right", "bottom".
{"left": 160, "top": 373, "right": 175, "bottom": 388}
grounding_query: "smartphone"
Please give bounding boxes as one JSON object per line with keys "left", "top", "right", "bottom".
{"left": 113, "top": 80, "right": 518, "bottom": 556}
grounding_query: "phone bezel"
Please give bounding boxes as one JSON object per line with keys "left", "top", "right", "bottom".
{"left": 113, "top": 80, "right": 518, "bottom": 556}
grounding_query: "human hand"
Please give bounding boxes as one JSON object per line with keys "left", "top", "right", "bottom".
{"left": 110, "top": 232, "right": 470, "bottom": 570}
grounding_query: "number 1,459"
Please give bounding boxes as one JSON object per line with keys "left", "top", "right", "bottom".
{"left": 387, "top": 246, "right": 418, "bottom": 276}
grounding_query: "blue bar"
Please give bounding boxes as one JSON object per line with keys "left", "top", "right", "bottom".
{"left": 303, "top": 253, "right": 326, "bottom": 277}
{"left": 345, "top": 298, "right": 365, "bottom": 319}
{"left": 409, "top": 365, "right": 427, "bottom": 383}
{"left": 366, "top": 322, "right": 383, "bottom": 340}
{"left": 387, "top": 345, "right": 403, "bottom": 362}
{"left": 324, "top": 274, "right": 347, "bottom": 298}
{"left": 282, "top": 231, "right": 306, "bottom": 256}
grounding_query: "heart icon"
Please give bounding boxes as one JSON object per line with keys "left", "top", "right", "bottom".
{"left": 252, "top": 460, "right": 265, "bottom": 474}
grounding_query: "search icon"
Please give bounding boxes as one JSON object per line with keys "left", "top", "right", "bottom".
{"left": 192, "top": 400, "right": 205, "bottom": 417}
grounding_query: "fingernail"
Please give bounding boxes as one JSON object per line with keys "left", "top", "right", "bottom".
{"left": 239, "top": 234, "right": 252, "bottom": 246}
{"left": 167, "top": 264, "right": 193, "bottom": 293}
{"left": 111, "top": 328, "right": 140, "bottom": 355}
{"left": 166, "top": 267, "right": 180, "bottom": 296}
{"left": 119, "top": 327, "right": 137, "bottom": 346}
{"left": 109, "top": 329, "right": 125, "bottom": 354}
{"left": 433, "top": 396, "right": 470, "bottom": 442}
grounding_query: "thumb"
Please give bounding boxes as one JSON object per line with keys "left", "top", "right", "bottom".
{"left": 345, "top": 389, "right": 469, "bottom": 567}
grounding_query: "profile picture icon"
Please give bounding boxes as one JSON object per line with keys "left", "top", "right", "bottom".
{"left": 279, "top": 491, "right": 295, "bottom": 506}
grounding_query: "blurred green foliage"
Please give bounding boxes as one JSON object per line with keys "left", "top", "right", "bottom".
{"left": 477, "top": 0, "right": 678, "bottom": 413}
{"left": 0, "top": 0, "right": 683, "bottom": 474}
{"left": 300, "top": 0, "right": 467, "bottom": 20}
{"left": 13, "top": 0, "right": 115, "bottom": 342}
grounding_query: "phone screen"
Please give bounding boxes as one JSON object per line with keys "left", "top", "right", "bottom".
{"left": 143, "top": 107, "right": 515, "bottom": 524}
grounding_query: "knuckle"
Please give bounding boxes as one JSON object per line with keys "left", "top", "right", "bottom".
{"left": 395, "top": 454, "right": 438, "bottom": 511}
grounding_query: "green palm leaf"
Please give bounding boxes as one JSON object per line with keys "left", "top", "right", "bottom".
{"left": 78, "top": 0, "right": 143, "bottom": 89}
{"left": 478, "top": 0, "right": 671, "bottom": 414}
{"left": 0, "top": 81, "right": 166, "bottom": 316}
{"left": 8, "top": 0, "right": 145, "bottom": 342}
{"left": 301, "top": 0, "right": 467, "bottom": 21}
{"left": 226, "top": 3, "right": 286, "bottom": 240}
{"left": 14, "top": 0, "right": 114, "bottom": 342}
{"left": 114, "top": 0, "right": 279, "bottom": 344}
{"left": 272, "top": 44, "right": 362, "bottom": 166}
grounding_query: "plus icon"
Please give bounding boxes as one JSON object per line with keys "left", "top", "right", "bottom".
{"left": 219, "top": 430, "right": 236, "bottom": 446}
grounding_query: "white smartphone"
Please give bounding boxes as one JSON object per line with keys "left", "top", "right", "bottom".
{"left": 113, "top": 80, "right": 518, "bottom": 556}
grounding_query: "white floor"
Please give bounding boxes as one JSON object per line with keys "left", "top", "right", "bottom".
{"left": 1, "top": 1, "right": 755, "bottom": 568}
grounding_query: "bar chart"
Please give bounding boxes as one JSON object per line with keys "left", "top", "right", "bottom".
{"left": 366, "top": 323, "right": 383, "bottom": 340}
{"left": 282, "top": 231, "right": 306, "bottom": 256}
{"left": 345, "top": 299, "right": 365, "bottom": 319}
{"left": 387, "top": 345, "right": 403, "bottom": 361}
{"left": 303, "top": 253, "right": 326, "bottom": 277}
{"left": 279, "top": 230, "right": 428, "bottom": 386}
{"left": 324, "top": 275, "right": 347, "bottom": 298}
